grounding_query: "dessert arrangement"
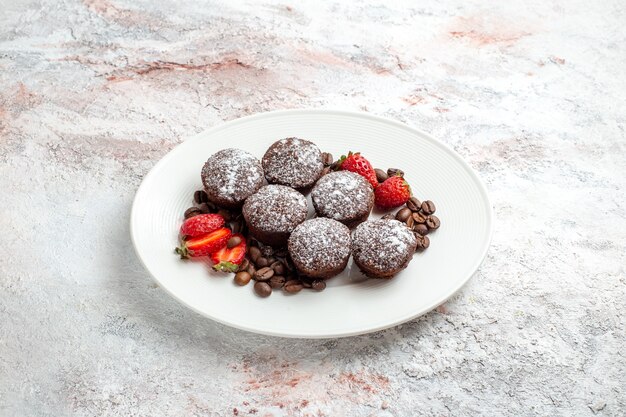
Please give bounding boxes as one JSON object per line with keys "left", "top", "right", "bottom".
{"left": 175, "top": 137, "right": 441, "bottom": 298}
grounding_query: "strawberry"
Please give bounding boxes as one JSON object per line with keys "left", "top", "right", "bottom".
{"left": 337, "top": 152, "right": 378, "bottom": 189}
{"left": 211, "top": 234, "right": 247, "bottom": 272}
{"left": 180, "top": 214, "right": 225, "bottom": 240}
{"left": 175, "top": 227, "right": 231, "bottom": 259}
{"left": 375, "top": 176, "right": 411, "bottom": 209}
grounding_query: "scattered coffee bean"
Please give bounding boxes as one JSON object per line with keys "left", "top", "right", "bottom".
{"left": 312, "top": 280, "right": 326, "bottom": 291}
{"left": 381, "top": 213, "right": 396, "bottom": 220}
{"left": 234, "top": 271, "right": 252, "bottom": 286}
{"left": 248, "top": 246, "right": 261, "bottom": 262}
{"left": 406, "top": 216, "right": 415, "bottom": 229}
{"left": 256, "top": 257, "right": 270, "bottom": 268}
{"left": 254, "top": 267, "right": 274, "bottom": 281}
{"left": 421, "top": 200, "right": 436, "bottom": 215}
{"left": 284, "top": 280, "right": 304, "bottom": 293}
{"left": 375, "top": 168, "right": 388, "bottom": 183}
{"left": 269, "top": 275, "right": 286, "bottom": 289}
{"left": 270, "top": 261, "right": 285, "bottom": 275}
{"left": 321, "top": 152, "right": 334, "bottom": 167}
{"left": 406, "top": 197, "right": 421, "bottom": 212}
{"left": 321, "top": 166, "right": 331, "bottom": 176}
{"left": 254, "top": 281, "right": 272, "bottom": 297}
{"left": 217, "top": 209, "right": 232, "bottom": 221}
{"left": 194, "top": 190, "right": 208, "bottom": 204}
{"left": 237, "top": 258, "right": 250, "bottom": 272}
{"left": 414, "top": 223, "right": 429, "bottom": 236}
{"left": 387, "top": 168, "right": 404, "bottom": 178}
{"left": 198, "top": 203, "right": 212, "bottom": 214}
{"left": 246, "top": 264, "right": 256, "bottom": 276}
{"left": 425, "top": 215, "right": 440, "bottom": 230}
{"left": 415, "top": 234, "right": 430, "bottom": 250}
{"left": 184, "top": 206, "right": 203, "bottom": 219}
{"left": 300, "top": 279, "right": 313, "bottom": 288}
{"left": 227, "top": 236, "right": 242, "bottom": 249}
{"left": 395, "top": 207, "right": 412, "bottom": 222}
{"left": 412, "top": 211, "right": 426, "bottom": 224}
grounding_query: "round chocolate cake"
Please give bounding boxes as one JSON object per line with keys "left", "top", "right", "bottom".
{"left": 262, "top": 138, "right": 324, "bottom": 189}
{"left": 288, "top": 218, "right": 351, "bottom": 280}
{"left": 201, "top": 148, "right": 265, "bottom": 209}
{"left": 311, "top": 171, "right": 374, "bottom": 228}
{"left": 351, "top": 219, "right": 417, "bottom": 278}
{"left": 242, "top": 185, "right": 308, "bottom": 247}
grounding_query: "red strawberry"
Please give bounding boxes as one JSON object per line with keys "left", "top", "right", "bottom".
{"left": 338, "top": 152, "right": 378, "bottom": 189}
{"left": 180, "top": 214, "right": 225, "bottom": 240}
{"left": 175, "top": 227, "right": 231, "bottom": 259}
{"left": 211, "top": 234, "right": 247, "bottom": 272}
{"left": 375, "top": 176, "right": 411, "bottom": 209}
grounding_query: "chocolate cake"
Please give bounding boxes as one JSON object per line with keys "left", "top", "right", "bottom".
{"left": 311, "top": 171, "right": 374, "bottom": 228}
{"left": 201, "top": 148, "right": 265, "bottom": 209}
{"left": 288, "top": 218, "right": 351, "bottom": 280}
{"left": 262, "top": 138, "right": 324, "bottom": 189}
{"left": 242, "top": 185, "right": 308, "bottom": 247}
{"left": 351, "top": 219, "right": 417, "bottom": 278}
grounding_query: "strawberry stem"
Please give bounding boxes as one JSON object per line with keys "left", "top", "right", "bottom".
{"left": 175, "top": 245, "right": 190, "bottom": 259}
{"left": 213, "top": 261, "right": 239, "bottom": 273}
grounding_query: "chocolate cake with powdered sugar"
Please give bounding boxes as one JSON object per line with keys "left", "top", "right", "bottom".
{"left": 351, "top": 219, "right": 417, "bottom": 278}
{"left": 288, "top": 218, "right": 352, "bottom": 280}
{"left": 242, "top": 184, "right": 308, "bottom": 247}
{"left": 311, "top": 171, "right": 374, "bottom": 228}
{"left": 201, "top": 148, "right": 265, "bottom": 209}
{"left": 262, "top": 138, "right": 324, "bottom": 189}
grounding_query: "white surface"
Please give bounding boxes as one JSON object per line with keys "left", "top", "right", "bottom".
{"left": 131, "top": 110, "right": 493, "bottom": 337}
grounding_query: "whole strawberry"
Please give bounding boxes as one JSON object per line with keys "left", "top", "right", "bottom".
{"left": 211, "top": 234, "right": 247, "bottom": 272}
{"left": 375, "top": 176, "right": 411, "bottom": 209}
{"left": 175, "top": 227, "right": 231, "bottom": 259}
{"left": 180, "top": 213, "right": 225, "bottom": 240}
{"left": 337, "top": 152, "right": 378, "bottom": 189}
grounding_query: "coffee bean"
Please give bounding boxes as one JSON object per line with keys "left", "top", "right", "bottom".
{"left": 421, "top": 200, "right": 436, "bottom": 215}
{"left": 246, "top": 264, "right": 256, "bottom": 276}
{"left": 254, "top": 281, "right": 272, "bottom": 297}
{"left": 227, "top": 236, "right": 242, "bottom": 249}
{"left": 300, "top": 279, "right": 312, "bottom": 288}
{"left": 381, "top": 213, "right": 395, "bottom": 221}
{"left": 198, "top": 203, "right": 213, "bottom": 214}
{"left": 184, "top": 206, "right": 203, "bottom": 219}
{"left": 194, "top": 190, "right": 208, "bottom": 204}
{"left": 414, "top": 234, "right": 430, "bottom": 250}
{"left": 412, "top": 211, "right": 426, "bottom": 224}
{"left": 406, "top": 216, "right": 415, "bottom": 229}
{"left": 269, "top": 275, "right": 286, "bottom": 289}
{"left": 217, "top": 209, "right": 232, "bottom": 221}
{"left": 406, "top": 197, "right": 421, "bottom": 212}
{"left": 321, "top": 166, "right": 331, "bottom": 176}
{"left": 234, "top": 271, "right": 252, "bottom": 286}
{"left": 256, "top": 257, "right": 269, "bottom": 268}
{"left": 248, "top": 246, "right": 261, "bottom": 262}
{"left": 270, "top": 261, "right": 285, "bottom": 275}
{"left": 375, "top": 168, "right": 388, "bottom": 183}
{"left": 237, "top": 258, "right": 250, "bottom": 272}
{"left": 254, "top": 267, "right": 274, "bottom": 281}
{"left": 395, "top": 207, "right": 412, "bottom": 222}
{"left": 312, "top": 280, "right": 326, "bottom": 291}
{"left": 426, "top": 215, "right": 441, "bottom": 230}
{"left": 321, "top": 152, "right": 334, "bottom": 167}
{"left": 414, "top": 223, "right": 429, "bottom": 236}
{"left": 284, "top": 280, "right": 304, "bottom": 293}
{"left": 260, "top": 246, "right": 274, "bottom": 257}
{"left": 387, "top": 168, "right": 404, "bottom": 178}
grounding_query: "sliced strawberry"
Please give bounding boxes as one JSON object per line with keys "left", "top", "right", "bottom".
{"left": 338, "top": 151, "right": 378, "bottom": 189}
{"left": 180, "top": 214, "right": 225, "bottom": 240}
{"left": 175, "top": 227, "right": 231, "bottom": 259}
{"left": 375, "top": 176, "right": 411, "bottom": 209}
{"left": 211, "top": 234, "right": 247, "bottom": 272}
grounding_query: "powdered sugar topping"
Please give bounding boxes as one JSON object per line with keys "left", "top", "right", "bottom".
{"left": 201, "top": 148, "right": 264, "bottom": 205}
{"left": 262, "top": 138, "right": 323, "bottom": 188}
{"left": 288, "top": 218, "right": 351, "bottom": 272}
{"left": 243, "top": 185, "right": 307, "bottom": 233}
{"left": 311, "top": 171, "right": 374, "bottom": 223}
{"left": 352, "top": 219, "right": 417, "bottom": 273}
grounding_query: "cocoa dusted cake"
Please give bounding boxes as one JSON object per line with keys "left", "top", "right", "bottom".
{"left": 201, "top": 148, "right": 265, "bottom": 209}
{"left": 242, "top": 185, "right": 308, "bottom": 247}
{"left": 351, "top": 219, "right": 417, "bottom": 278}
{"left": 311, "top": 171, "right": 374, "bottom": 228}
{"left": 262, "top": 138, "right": 324, "bottom": 189}
{"left": 288, "top": 218, "right": 351, "bottom": 280}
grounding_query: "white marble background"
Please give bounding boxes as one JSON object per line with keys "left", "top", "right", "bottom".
{"left": 1, "top": 0, "right": 625, "bottom": 416}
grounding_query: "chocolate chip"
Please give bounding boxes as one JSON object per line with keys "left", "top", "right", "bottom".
{"left": 227, "top": 236, "right": 242, "bottom": 248}
{"left": 237, "top": 258, "right": 250, "bottom": 272}
{"left": 269, "top": 275, "right": 286, "bottom": 289}
{"left": 425, "top": 215, "right": 441, "bottom": 230}
{"left": 421, "top": 200, "right": 436, "bottom": 215}
{"left": 375, "top": 168, "right": 388, "bottom": 183}
{"left": 395, "top": 207, "right": 412, "bottom": 222}
{"left": 321, "top": 152, "right": 334, "bottom": 167}
{"left": 184, "top": 206, "right": 203, "bottom": 219}
{"left": 406, "top": 197, "right": 421, "bottom": 212}
{"left": 412, "top": 211, "right": 426, "bottom": 224}
{"left": 414, "top": 223, "right": 429, "bottom": 236}
{"left": 270, "top": 261, "right": 285, "bottom": 275}
{"left": 248, "top": 246, "right": 261, "bottom": 262}
{"left": 387, "top": 168, "right": 404, "bottom": 178}
{"left": 254, "top": 281, "right": 272, "bottom": 297}
{"left": 284, "top": 280, "right": 304, "bottom": 293}
{"left": 194, "top": 190, "right": 208, "bottom": 204}
{"left": 254, "top": 267, "right": 274, "bottom": 281}
{"left": 234, "top": 271, "right": 252, "bottom": 286}
{"left": 312, "top": 280, "right": 326, "bottom": 291}
{"left": 415, "top": 234, "right": 430, "bottom": 250}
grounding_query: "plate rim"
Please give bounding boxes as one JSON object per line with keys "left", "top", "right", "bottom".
{"left": 130, "top": 109, "right": 494, "bottom": 338}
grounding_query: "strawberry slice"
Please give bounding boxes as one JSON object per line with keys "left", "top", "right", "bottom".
{"left": 175, "top": 227, "right": 231, "bottom": 259}
{"left": 210, "top": 234, "right": 247, "bottom": 272}
{"left": 180, "top": 214, "right": 225, "bottom": 240}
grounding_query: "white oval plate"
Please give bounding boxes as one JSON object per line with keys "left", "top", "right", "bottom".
{"left": 131, "top": 110, "right": 493, "bottom": 338}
